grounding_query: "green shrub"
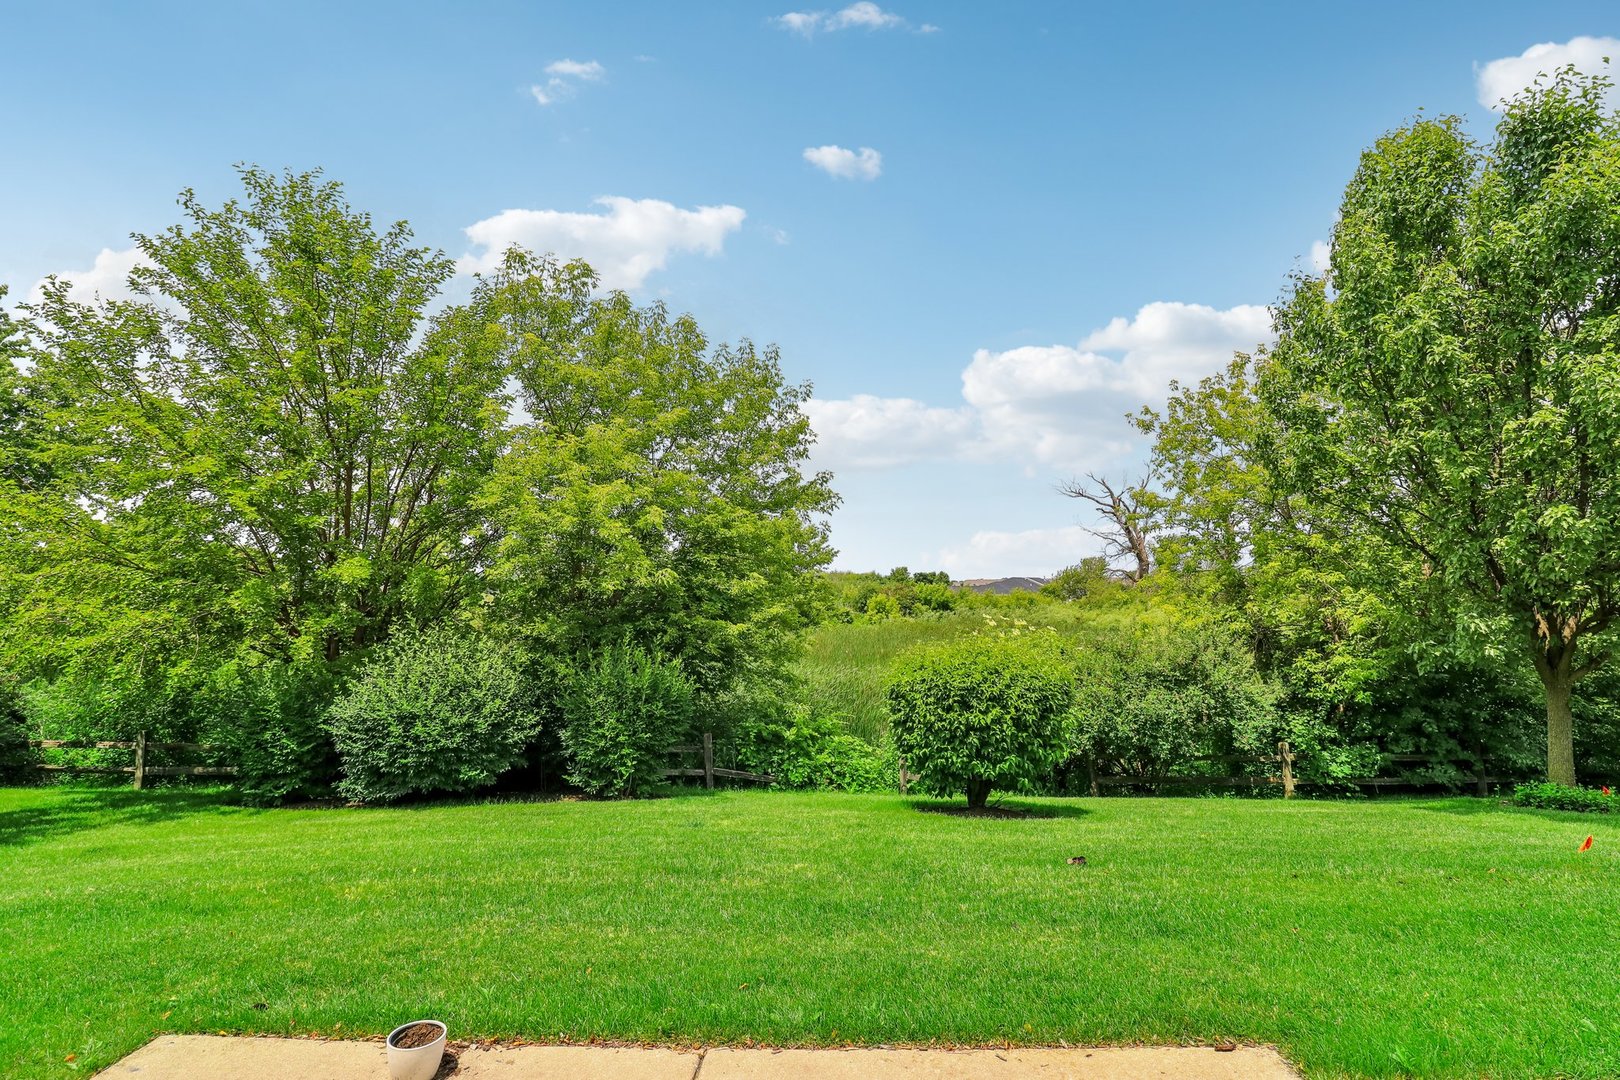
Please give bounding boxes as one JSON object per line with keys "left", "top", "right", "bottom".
{"left": 204, "top": 661, "right": 341, "bottom": 805}
{"left": 1512, "top": 781, "right": 1615, "bottom": 814}
{"left": 1071, "top": 625, "right": 1276, "bottom": 787}
{"left": 885, "top": 635, "right": 1074, "bottom": 808}
{"left": 560, "top": 644, "right": 694, "bottom": 797}
{"left": 865, "top": 593, "right": 901, "bottom": 621}
{"left": 735, "top": 705, "right": 895, "bottom": 792}
{"left": 328, "top": 625, "right": 540, "bottom": 803}
{"left": 0, "top": 673, "right": 36, "bottom": 784}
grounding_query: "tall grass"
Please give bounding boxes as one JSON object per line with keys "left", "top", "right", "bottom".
{"left": 795, "top": 605, "right": 1092, "bottom": 743}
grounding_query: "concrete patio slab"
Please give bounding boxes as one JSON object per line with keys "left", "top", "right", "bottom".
{"left": 701, "top": 1046, "right": 1299, "bottom": 1079}
{"left": 96, "top": 1036, "right": 1300, "bottom": 1080}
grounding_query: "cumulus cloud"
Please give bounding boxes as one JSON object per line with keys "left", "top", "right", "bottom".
{"left": 931, "top": 526, "right": 1099, "bottom": 580}
{"left": 458, "top": 196, "right": 746, "bottom": 291}
{"left": 803, "top": 144, "right": 883, "bottom": 180}
{"left": 27, "top": 246, "right": 150, "bottom": 306}
{"left": 776, "top": 3, "right": 929, "bottom": 36}
{"left": 808, "top": 301, "right": 1272, "bottom": 473}
{"left": 1476, "top": 36, "right": 1618, "bottom": 111}
{"left": 803, "top": 394, "right": 974, "bottom": 469}
{"left": 531, "top": 58, "right": 605, "bottom": 106}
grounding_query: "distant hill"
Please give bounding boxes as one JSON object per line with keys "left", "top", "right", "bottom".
{"left": 954, "top": 576, "right": 1050, "bottom": 594}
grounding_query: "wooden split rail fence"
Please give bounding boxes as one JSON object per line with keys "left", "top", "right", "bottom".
{"left": 28, "top": 731, "right": 236, "bottom": 790}
{"left": 662, "top": 732, "right": 774, "bottom": 789}
{"left": 1087, "top": 742, "right": 1299, "bottom": 797}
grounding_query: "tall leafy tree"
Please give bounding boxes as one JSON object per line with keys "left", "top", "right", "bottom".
{"left": 5, "top": 168, "right": 511, "bottom": 675}
{"left": 477, "top": 252, "right": 838, "bottom": 698}
{"left": 1261, "top": 71, "right": 1620, "bottom": 782}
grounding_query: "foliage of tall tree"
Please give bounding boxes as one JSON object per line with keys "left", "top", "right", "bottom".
{"left": 476, "top": 253, "right": 838, "bottom": 698}
{"left": 4, "top": 169, "right": 511, "bottom": 676}
{"left": 1261, "top": 71, "right": 1620, "bottom": 782}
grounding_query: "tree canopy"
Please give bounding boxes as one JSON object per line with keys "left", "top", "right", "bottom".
{"left": 1259, "top": 70, "right": 1620, "bottom": 782}
{"left": 0, "top": 169, "right": 835, "bottom": 739}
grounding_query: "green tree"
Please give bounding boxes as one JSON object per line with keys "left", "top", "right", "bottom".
{"left": 1041, "top": 557, "right": 1114, "bottom": 601}
{"left": 1262, "top": 70, "right": 1620, "bottom": 783}
{"left": 886, "top": 635, "right": 1074, "bottom": 809}
{"left": 4, "top": 169, "right": 511, "bottom": 678}
{"left": 477, "top": 252, "right": 838, "bottom": 698}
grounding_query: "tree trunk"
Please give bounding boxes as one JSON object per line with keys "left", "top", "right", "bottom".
{"left": 966, "top": 778, "right": 991, "bottom": 810}
{"left": 1532, "top": 627, "right": 1579, "bottom": 785}
{"left": 1541, "top": 667, "right": 1577, "bottom": 786}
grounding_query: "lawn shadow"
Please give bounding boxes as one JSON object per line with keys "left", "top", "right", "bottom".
{"left": 0, "top": 785, "right": 240, "bottom": 847}
{"left": 908, "top": 797, "right": 1090, "bottom": 820}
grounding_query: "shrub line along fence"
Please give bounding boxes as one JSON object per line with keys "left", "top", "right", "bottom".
{"left": 27, "top": 730, "right": 772, "bottom": 793}
{"left": 1087, "top": 742, "right": 1299, "bottom": 797}
{"left": 27, "top": 731, "right": 237, "bottom": 790}
{"left": 21, "top": 732, "right": 1508, "bottom": 798}
{"left": 663, "top": 732, "right": 774, "bottom": 789}
{"left": 1080, "top": 742, "right": 1516, "bottom": 798}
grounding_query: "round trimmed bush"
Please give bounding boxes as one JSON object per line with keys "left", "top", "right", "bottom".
{"left": 328, "top": 625, "right": 540, "bottom": 803}
{"left": 885, "top": 635, "right": 1074, "bottom": 808}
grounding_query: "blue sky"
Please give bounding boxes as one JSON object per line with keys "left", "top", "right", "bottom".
{"left": 2, "top": 2, "right": 1616, "bottom": 576}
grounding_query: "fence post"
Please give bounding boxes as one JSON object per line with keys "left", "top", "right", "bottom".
{"left": 1087, "top": 757, "right": 1099, "bottom": 798}
{"left": 702, "top": 732, "right": 714, "bottom": 790}
{"left": 898, "top": 755, "right": 908, "bottom": 795}
{"left": 133, "top": 730, "right": 147, "bottom": 791}
{"left": 1279, "top": 740, "right": 1294, "bottom": 800}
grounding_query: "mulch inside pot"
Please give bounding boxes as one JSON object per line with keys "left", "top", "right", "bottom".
{"left": 391, "top": 1023, "right": 443, "bottom": 1049}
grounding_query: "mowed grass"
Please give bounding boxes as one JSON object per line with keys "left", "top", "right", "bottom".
{"left": 2, "top": 788, "right": 1617, "bottom": 1079}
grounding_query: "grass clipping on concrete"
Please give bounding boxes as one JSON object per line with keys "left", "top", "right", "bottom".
{"left": 1, "top": 787, "right": 1615, "bottom": 1079}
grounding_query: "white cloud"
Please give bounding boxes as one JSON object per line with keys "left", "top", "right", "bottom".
{"left": 531, "top": 58, "right": 605, "bottom": 106}
{"left": 1073, "top": 301, "right": 1271, "bottom": 397}
{"left": 803, "top": 144, "right": 883, "bottom": 180}
{"left": 808, "top": 301, "right": 1272, "bottom": 474}
{"left": 776, "top": 4, "right": 929, "bottom": 36}
{"left": 931, "top": 525, "right": 1099, "bottom": 580}
{"left": 27, "top": 246, "right": 149, "bottom": 306}
{"left": 1476, "top": 36, "right": 1618, "bottom": 111}
{"left": 1310, "top": 239, "right": 1331, "bottom": 275}
{"left": 777, "top": 11, "right": 823, "bottom": 35}
{"left": 829, "top": 2, "right": 904, "bottom": 29}
{"left": 803, "top": 394, "right": 974, "bottom": 469}
{"left": 458, "top": 196, "right": 747, "bottom": 291}
{"left": 545, "top": 59, "right": 604, "bottom": 80}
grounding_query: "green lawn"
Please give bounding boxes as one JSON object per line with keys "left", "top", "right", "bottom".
{"left": 2, "top": 787, "right": 1615, "bottom": 1079}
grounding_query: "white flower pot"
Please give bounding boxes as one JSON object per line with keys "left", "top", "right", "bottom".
{"left": 386, "top": 1019, "right": 446, "bottom": 1080}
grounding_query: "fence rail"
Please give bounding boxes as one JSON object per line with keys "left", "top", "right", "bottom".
{"left": 662, "top": 732, "right": 774, "bottom": 789}
{"left": 27, "top": 731, "right": 236, "bottom": 790}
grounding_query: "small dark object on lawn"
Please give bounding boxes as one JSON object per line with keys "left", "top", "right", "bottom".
{"left": 1214, "top": 1043, "right": 1237, "bottom": 1052}
{"left": 392, "top": 1023, "right": 443, "bottom": 1049}
{"left": 251, "top": 1002, "right": 267, "bottom": 1011}
{"left": 1067, "top": 855, "right": 1087, "bottom": 866}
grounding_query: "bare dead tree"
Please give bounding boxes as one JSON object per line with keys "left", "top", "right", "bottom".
{"left": 1059, "top": 473, "right": 1157, "bottom": 584}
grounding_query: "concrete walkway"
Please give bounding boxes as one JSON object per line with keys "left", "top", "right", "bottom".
{"left": 97, "top": 1035, "right": 1300, "bottom": 1079}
